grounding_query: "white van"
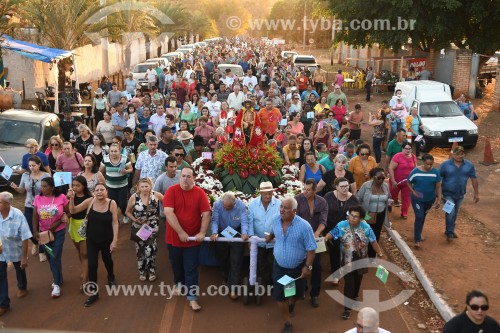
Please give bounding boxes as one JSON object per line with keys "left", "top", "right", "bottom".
{"left": 395, "top": 80, "right": 478, "bottom": 152}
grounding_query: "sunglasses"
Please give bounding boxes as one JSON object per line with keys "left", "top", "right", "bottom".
{"left": 175, "top": 153, "right": 185, "bottom": 157}
{"left": 51, "top": 143, "right": 59, "bottom": 146}
{"left": 469, "top": 304, "right": 489, "bottom": 311}
{"left": 329, "top": 150, "right": 338, "bottom": 154}
{"left": 359, "top": 153, "right": 370, "bottom": 156}
{"left": 339, "top": 185, "right": 349, "bottom": 189}
{"left": 376, "top": 176, "right": 386, "bottom": 180}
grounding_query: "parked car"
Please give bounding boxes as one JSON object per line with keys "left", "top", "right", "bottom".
{"left": 131, "top": 62, "right": 151, "bottom": 90}
{"left": 176, "top": 48, "right": 192, "bottom": 55}
{"left": 281, "top": 51, "right": 298, "bottom": 59}
{"left": 216, "top": 64, "right": 245, "bottom": 80}
{"left": 395, "top": 80, "right": 478, "bottom": 152}
{"left": 145, "top": 57, "right": 169, "bottom": 69}
{"left": 293, "top": 55, "right": 318, "bottom": 74}
{"left": 0, "top": 109, "right": 61, "bottom": 187}
{"left": 161, "top": 52, "right": 183, "bottom": 63}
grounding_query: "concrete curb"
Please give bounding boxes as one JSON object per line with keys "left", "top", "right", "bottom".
{"left": 384, "top": 226, "right": 455, "bottom": 322}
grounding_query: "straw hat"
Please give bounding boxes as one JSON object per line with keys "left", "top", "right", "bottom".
{"left": 259, "top": 181, "right": 275, "bottom": 192}
{"left": 177, "top": 131, "right": 193, "bottom": 141}
{"left": 95, "top": 88, "right": 105, "bottom": 95}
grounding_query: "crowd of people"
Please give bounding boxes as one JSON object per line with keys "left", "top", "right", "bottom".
{"left": 0, "top": 36, "right": 496, "bottom": 333}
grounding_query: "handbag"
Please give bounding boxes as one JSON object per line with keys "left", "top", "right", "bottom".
{"left": 130, "top": 193, "right": 151, "bottom": 243}
{"left": 75, "top": 153, "right": 84, "bottom": 171}
{"left": 366, "top": 212, "right": 377, "bottom": 224}
{"left": 349, "top": 224, "right": 368, "bottom": 275}
{"left": 77, "top": 198, "right": 95, "bottom": 238}
{"left": 39, "top": 230, "right": 54, "bottom": 245}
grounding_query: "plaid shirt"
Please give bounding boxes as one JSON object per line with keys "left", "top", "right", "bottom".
{"left": 0, "top": 207, "right": 32, "bottom": 262}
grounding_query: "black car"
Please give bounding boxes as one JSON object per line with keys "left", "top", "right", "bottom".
{"left": 0, "top": 109, "right": 64, "bottom": 187}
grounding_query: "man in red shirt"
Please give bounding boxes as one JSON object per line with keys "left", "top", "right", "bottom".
{"left": 163, "top": 166, "right": 211, "bottom": 311}
{"left": 297, "top": 70, "right": 309, "bottom": 94}
{"left": 258, "top": 100, "right": 283, "bottom": 137}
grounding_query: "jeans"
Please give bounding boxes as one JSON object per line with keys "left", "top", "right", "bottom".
{"left": 167, "top": 244, "right": 200, "bottom": 301}
{"left": 443, "top": 196, "right": 464, "bottom": 236}
{"left": 23, "top": 207, "right": 38, "bottom": 245}
{"left": 365, "top": 81, "right": 372, "bottom": 101}
{"left": 47, "top": 229, "right": 65, "bottom": 286}
{"left": 0, "top": 261, "right": 28, "bottom": 308}
{"left": 87, "top": 238, "right": 114, "bottom": 285}
{"left": 372, "top": 137, "right": 384, "bottom": 163}
{"left": 411, "top": 198, "right": 435, "bottom": 242}
{"left": 214, "top": 241, "right": 244, "bottom": 288}
{"left": 314, "top": 82, "right": 323, "bottom": 96}
{"left": 388, "top": 119, "right": 404, "bottom": 142}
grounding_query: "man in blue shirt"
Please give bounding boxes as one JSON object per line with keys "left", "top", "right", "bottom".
{"left": 210, "top": 192, "right": 249, "bottom": 299}
{"left": 248, "top": 182, "right": 281, "bottom": 287}
{"left": 0, "top": 192, "right": 32, "bottom": 316}
{"left": 265, "top": 197, "right": 317, "bottom": 333}
{"left": 439, "top": 146, "right": 479, "bottom": 241}
{"left": 318, "top": 144, "right": 339, "bottom": 171}
{"left": 111, "top": 103, "right": 127, "bottom": 138}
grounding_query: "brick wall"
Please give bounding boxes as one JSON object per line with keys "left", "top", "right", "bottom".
{"left": 493, "top": 63, "right": 500, "bottom": 111}
{"left": 451, "top": 50, "right": 472, "bottom": 98}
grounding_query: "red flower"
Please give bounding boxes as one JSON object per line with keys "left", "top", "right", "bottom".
{"left": 239, "top": 170, "right": 249, "bottom": 178}
{"left": 249, "top": 169, "right": 257, "bottom": 175}
{"left": 269, "top": 170, "right": 276, "bottom": 177}
{"left": 228, "top": 166, "right": 234, "bottom": 175}
{"left": 260, "top": 169, "right": 268, "bottom": 175}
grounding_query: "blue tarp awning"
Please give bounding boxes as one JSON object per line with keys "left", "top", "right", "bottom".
{"left": 0, "top": 34, "right": 72, "bottom": 63}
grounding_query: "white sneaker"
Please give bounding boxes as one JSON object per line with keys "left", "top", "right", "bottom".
{"left": 32, "top": 244, "right": 39, "bottom": 256}
{"left": 123, "top": 217, "right": 129, "bottom": 224}
{"left": 51, "top": 284, "right": 60, "bottom": 298}
{"left": 39, "top": 253, "right": 47, "bottom": 262}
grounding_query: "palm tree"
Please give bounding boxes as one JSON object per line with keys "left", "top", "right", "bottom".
{"left": 19, "top": 0, "right": 103, "bottom": 90}
{"left": 0, "top": 0, "right": 27, "bottom": 86}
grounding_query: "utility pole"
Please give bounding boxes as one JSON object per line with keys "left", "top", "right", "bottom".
{"left": 330, "top": 16, "right": 336, "bottom": 65}
{"left": 302, "top": 0, "right": 306, "bottom": 51}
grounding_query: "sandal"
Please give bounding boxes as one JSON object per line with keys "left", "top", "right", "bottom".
{"left": 139, "top": 275, "right": 146, "bottom": 282}
{"left": 149, "top": 275, "right": 157, "bottom": 282}
{"left": 414, "top": 242, "right": 421, "bottom": 249}
{"left": 189, "top": 300, "right": 201, "bottom": 311}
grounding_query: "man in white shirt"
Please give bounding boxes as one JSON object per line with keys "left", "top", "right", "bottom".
{"left": 227, "top": 85, "right": 245, "bottom": 110}
{"left": 221, "top": 70, "right": 235, "bottom": 87}
{"left": 242, "top": 69, "right": 258, "bottom": 90}
{"left": 149, "top": 104, "right": 167, "bottom": 137}
{"left": 125, "top": 73, "right": 137, "bottom": 97}
{"left": 204, "top": 93, "right": 222, "bottom": 118}
{"left": 145, "top": 65, "right": 158, "bottom": 90}
{"left": 344, "top": 307, "right": 391, "bottom": 333}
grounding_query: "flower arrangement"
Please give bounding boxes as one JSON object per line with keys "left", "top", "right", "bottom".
{"left": 214, "top": 143, "right": 282, "bottom": 179}
{"left": 192, "top": 157, "right": 224, "bottom": 204}
{"left": 275, "top": 164, "right": 303, "bottom": 198}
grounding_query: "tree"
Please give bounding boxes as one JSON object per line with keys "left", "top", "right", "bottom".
{"left": 19, "top": 0, "right": 103, "bottom": 90}
{"left": 201, "top": 0, "right": 252, "bottom": 37}
{"left": 328, "top": 0, "right": 500, "bottom": 57}
{"left": 0, "top": 0, "right": 28, "bottom": 86}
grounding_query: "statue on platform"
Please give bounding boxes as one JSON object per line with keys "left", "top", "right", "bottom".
{"left": 232, "top": 100, "right": 264, "bottom": 147}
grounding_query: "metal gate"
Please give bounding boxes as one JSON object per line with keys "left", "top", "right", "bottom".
{"left": 434, "top": 50, "right": 455, "bottom": 85}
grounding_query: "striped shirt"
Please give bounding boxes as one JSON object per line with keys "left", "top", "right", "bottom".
{"left": 101, "top": 154, "right": 130, "bottom": 188}
{"left": 0, "top": 207, "right": 32, "bottom": 262}
{"left": 272, "top": 214, "right": 317, "bottom": 269}
{"left": 408, "top": 167, "right": 441, "bottom": 202}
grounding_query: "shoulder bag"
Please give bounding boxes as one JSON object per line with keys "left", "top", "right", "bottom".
{"left": 38, "top": 196, "right": 56, "bottom": 245}
{"left": 77, "top": 198, "right": 95, "bottom": 238}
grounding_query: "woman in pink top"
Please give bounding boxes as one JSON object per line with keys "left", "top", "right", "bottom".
{"left": 289, "top": 112, "right": 304, "bottom": 135}
{"left": 33, "top": 177, "right": 70, "bottom": 298}
{"left": 56, "top": 142, "right": 85, "bottom": 178}
{"left": 331, "top": 98, "right": 347, "bottom": 126}
{"left": 388, "top": 141, "right": 417, "bottom": 219}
